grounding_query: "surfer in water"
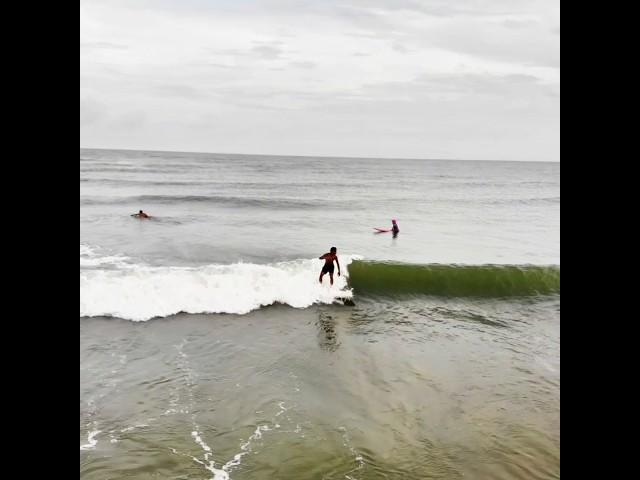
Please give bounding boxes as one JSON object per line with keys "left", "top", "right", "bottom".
{"left": 319, "top": 247, "right": 341, "bottom": 285}
{"left": 392, "top": 219, "right": 399, "bottom": 237}
{"left": 132, "top": 210, "right": 151, "bottom": 219}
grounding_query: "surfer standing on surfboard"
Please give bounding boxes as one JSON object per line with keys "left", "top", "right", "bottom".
{"left": 319, "top": 247, "right": 341, "bottom": 285}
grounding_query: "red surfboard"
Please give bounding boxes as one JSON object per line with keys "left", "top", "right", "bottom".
{"left": 373, "top": 227, "right": 392, "bottom": 233}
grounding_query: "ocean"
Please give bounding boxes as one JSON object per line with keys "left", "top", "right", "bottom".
{"left": 80, "top": 148, "right": 560, "bottom": 479}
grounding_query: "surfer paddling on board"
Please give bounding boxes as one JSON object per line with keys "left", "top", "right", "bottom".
{"left": 131, "top": 210, "right": 151, "bottom": 219}
{"left": 319, "top": 247, "right": 341, "bottom": 285}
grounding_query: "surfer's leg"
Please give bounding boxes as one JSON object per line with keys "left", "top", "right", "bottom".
{"left": 319, "top": 272, "right": 324, "bottom": 283}
{"left": 329, "top": 272, "right": 334, "bottom": 285}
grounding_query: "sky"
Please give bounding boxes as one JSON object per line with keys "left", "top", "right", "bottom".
{"left": 80, "top": 0, "right": 560, "bottom": 161}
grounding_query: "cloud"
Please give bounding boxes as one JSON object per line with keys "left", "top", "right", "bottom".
{"left": 392, "top": 42, "right": 409, "bottom": 53}
{"left": 251, "top": 44, "right": 283, "bottom": 60}
{"left": 80, "top": 41, "right": 128, "bottom": 50}
{"left": 80, "top": 98, "right": 107, "bottom": 126}
{"left": 79, "top": 0, "right": 560, "bottom": 161}
{"left": 154, "top": 84, "right": 206, "bottom": 100}
{"left": 110, "top": 110, "right": 147, "bottom": 131}
{"left": 290, "top": 61, "right": 316, "bottom": 69}
{"left": 207, "top": 41, "right": 286, "bottom": 61}
{"left": 422, "top": 19, "right": 560, "bottom": 68}
{"left": 501, "top": 18, "right": 539, "bottom": 29}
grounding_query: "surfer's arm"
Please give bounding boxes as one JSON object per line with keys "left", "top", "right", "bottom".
{"left": 335, "top": 257, "right": 341, "bottom": 275}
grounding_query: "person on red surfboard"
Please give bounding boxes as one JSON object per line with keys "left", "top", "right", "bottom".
{"left": 374, "top": 219, "right": 399, "bottom": 235}
{"left": 319, "top": 247, "right": 341, "bottom": 285}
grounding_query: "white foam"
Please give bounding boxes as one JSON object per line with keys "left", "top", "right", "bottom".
{"left": 120, "top": 424, "right": 149, "bottom": 433}
{"left": 80, "top": 430, "right": 101, "bottom": 451}
{"left": 191, "top": 429, "right": 229, "bottom": 480}
{"left": 81, "top": 256, "right": 360, "bottom": 321}
{"left": 191, "top": 430, "right": 212, "bottom": 453}
{"left": 174, "top": 402, "right": 291, "bottom": 479}
{"left": 340, "top": 425, "right": 365, "bottom": 475}
{"left": 80, "top": 244, "right": 131, "bottom": 268}
{"left": 221, "top": 424, "right": 271, "bottom": 472}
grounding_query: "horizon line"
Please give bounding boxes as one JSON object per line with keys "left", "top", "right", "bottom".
{"left": 80, "top": 146, "right": 559, "bottom": 164}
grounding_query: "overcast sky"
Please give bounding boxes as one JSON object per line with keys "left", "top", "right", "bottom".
{"left": 80, "top": 0, "right": 559, "bottom": 161}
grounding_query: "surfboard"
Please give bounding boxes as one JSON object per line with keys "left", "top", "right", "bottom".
{"left": 337, "top": 297, "right": 356, "bottom": 306}
{"left": 373, "top": 227, "right": 391, "bottom": 233}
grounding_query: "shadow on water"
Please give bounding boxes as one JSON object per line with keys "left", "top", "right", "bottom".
{"left": 316, "top": 310, "right": 340, "bottom": 352}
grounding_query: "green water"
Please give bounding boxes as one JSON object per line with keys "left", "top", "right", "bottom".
{"left": 81, "top": 297, "right": 559, "bottom": 480}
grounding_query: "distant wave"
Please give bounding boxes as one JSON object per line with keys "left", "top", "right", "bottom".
{"left": 80, "top": 194, "right": 342, "bottom": 209}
